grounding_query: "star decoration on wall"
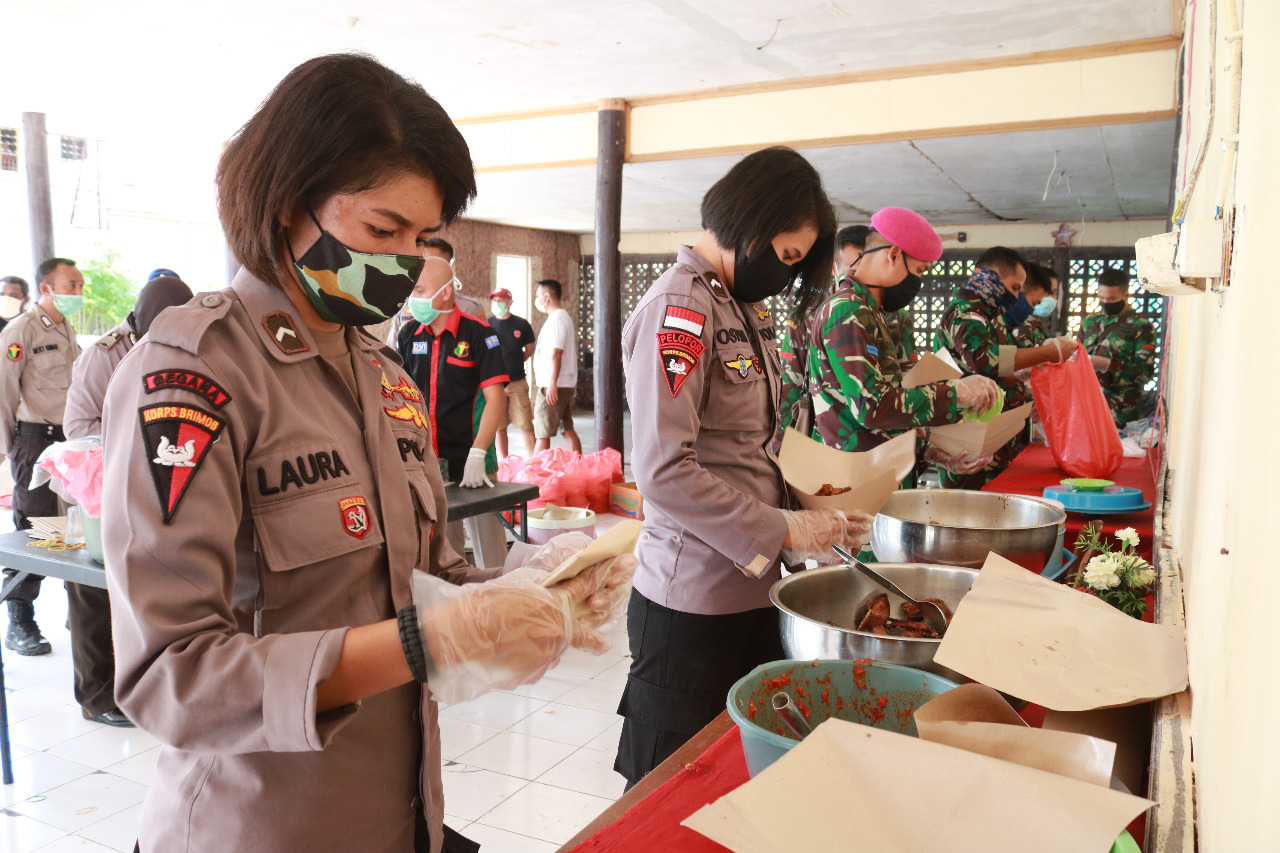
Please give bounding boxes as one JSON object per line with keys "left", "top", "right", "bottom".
{"left": 1051, "top": 223, "right": 1077, "bottom": 247}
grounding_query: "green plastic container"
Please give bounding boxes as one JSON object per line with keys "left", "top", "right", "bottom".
{"left": 727, "top": 659, "right": 959, "bottom": 777}
{"left": 1061, "top": 477, "right": 1115, "bottom": 492}
{"left": 962, "top": 384, "right": 1005, "bottom": 423}
{"left": 1111, "top": 830, "right": 1140, "bottom": 853}
{"left": 82, "top": 514, "right": 104, "bottom": 564}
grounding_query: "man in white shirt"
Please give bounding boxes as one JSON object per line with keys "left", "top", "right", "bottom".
{"left": 531, "top": 278, "right": 581, "bottom": 453}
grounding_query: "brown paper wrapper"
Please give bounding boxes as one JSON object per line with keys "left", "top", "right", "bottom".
{"left": 933, "top": 552, "right": 1188, "bottom": 711}
{"left": 778, "top": 427, "right": 916, "bottom": 515}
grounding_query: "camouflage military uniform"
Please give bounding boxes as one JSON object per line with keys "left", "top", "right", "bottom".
{"left": 1080, "top": 304, "right": 1157, "bottom": 426}
{"left": 1012, "top": 314, "right": 1049, "bottom": 348}
{"left": 884, "top": 309, "right": 917, "bottom": 367}
{"left": 934, "top": 287, "right": 1033, "bottom": 489}
{"left": 782, "top": 274, "right": 959, "bottom": 456}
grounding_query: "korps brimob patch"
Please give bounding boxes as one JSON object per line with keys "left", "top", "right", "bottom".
{"left": 139, "top": 404, "right": 226, "bottom": 523}
{"left": 656, "top": 330, "right": 705, "bottom": 398}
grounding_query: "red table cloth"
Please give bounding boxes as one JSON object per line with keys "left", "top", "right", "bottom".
{"left": 984, "top": 442, "right": 1159, "bottom": 562}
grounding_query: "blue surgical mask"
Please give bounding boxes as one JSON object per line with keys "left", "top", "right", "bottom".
{"left": 1033, "top": 296, "right": 1057, "bottom": 318}
{"left": 53, "top": 294, "right": 84, "bottom": 317}
{"left": 407, "top": 279, "right": 457, "bottom": 325}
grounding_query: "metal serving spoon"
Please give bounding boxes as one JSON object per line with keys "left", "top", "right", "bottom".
{"left": 831, "top": 544, "right": 949, "bottom": 636}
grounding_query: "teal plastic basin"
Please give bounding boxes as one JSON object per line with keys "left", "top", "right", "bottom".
{"left": 727, "top": 659, "right": 959, "bottom": 777}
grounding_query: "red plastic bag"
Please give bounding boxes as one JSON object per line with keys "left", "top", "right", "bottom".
{"left": 495, "top": 447, "right": 624, "bottom": 512}
{"left": 1030, "top": 343, "right": 1123, "bottom": 478}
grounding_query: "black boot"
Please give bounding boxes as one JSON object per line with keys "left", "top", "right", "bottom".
{"left": 5, "top": 600, "right": 52, "bottom": 656}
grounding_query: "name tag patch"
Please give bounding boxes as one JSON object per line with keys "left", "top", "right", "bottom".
{"left": 256, "top": 449, "right": 352, "bottom": 495}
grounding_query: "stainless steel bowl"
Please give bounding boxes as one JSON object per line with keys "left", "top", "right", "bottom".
{"left": 769, "top": 562, "right": 979, "bottom": 682}
{"left": 872, "top": 489, "right": 1066, "bottom": 572}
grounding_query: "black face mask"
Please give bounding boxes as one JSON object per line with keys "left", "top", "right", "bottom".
{"left": 732, "top": 243, "right": 796, "bottom": 303}
{"left": 1101, "top": 300, "right": 1125, "bottom": 317}
{"left": 1003, "top": 291, "right": 1033, "bottom": 327}
{"left": 859, "top": 246, "right": 922, "bottom": 313}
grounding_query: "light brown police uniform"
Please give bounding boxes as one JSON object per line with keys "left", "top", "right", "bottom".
{"left": 0, "top": 305, "right": 81, "bottom": 455}
{"left": 621, "top": 245, "right": 789, "bottom": 614}
{"left": 64, "top": 319, "right": 135, "bottom": 439}
{"left": 101, "top": 270, "right": 493, "bottom": 853}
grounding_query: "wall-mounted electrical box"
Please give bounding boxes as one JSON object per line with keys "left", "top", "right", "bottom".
{"left": 1176, "top": 220, "right": 1226, "bottom": 278}
{"left": 1135, "top": 231, "right": 1207, "bottom": 296}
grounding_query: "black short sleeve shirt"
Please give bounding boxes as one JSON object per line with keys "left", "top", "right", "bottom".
{"left": 397, "top": 311, "right": 509, "bottom": 471}
{"left": 486, "top": 314, "right": 536, "bottom": 381}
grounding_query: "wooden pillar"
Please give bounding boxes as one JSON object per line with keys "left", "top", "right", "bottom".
{"left": 593, "top": 99, "right": 626, "bottom": 454}
{"left": 22, "top": 112, "right": 54, "bottom": 273}
{"left": 1051, "top": 244, "right": 1071, "bottom": 336}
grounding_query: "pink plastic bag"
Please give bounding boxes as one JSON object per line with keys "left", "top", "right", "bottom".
{"left": 495, "top": 447, "right": 624, "bottom": 512}
{"left": 1030, "top": 343, "right": 1123, "bottom": 479}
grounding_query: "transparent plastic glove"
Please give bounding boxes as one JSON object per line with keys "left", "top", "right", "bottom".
{"left": 1089, "top": 354, "right": 1112, "bottom": 372}
{"left": 924, "top": 445, "right": 993, "bottom": 475}
{"left": 500, "top": 532, "right": 635, "bottom": 632}
{"left": 1047, "top": 336, "right": 1078, "bottom": 364}
{"left": 460, "top": 447, "right": 493, "bottom": 488}
{"left": 779, "top": 508, "right": 873, "bottom": 563}
{"left": 949, "top": 374, "right": 1001, "bottom": 415}
{"left": 411, "top": 563, "right": 622, "bottom": 705}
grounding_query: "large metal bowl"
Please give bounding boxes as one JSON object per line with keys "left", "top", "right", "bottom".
{"left": 872, "top": 489, "right": 1065, "bottom": 572}
{"left": 769, "top": 562, "right": 979, "bottom": 682}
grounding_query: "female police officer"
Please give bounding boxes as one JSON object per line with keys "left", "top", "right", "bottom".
{"left": 615, "top": 148, "right": 873, "bottom": 787}
{"left": 100, "top": 54, "right": 628, "bottom": 853}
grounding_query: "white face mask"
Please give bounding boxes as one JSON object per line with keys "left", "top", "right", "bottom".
{"left": 0, "top": 295, "right": 23, "bottom": 320}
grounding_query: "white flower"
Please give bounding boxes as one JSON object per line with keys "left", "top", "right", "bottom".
{"left": 1134, "top": 567, "right": 1157, "bottom": 587}
{"left": 1084, "top": 554, "right": 1122, "bottom": 590}
{"left": 1115, "top": 528, "right": 1140, "bottom": 548}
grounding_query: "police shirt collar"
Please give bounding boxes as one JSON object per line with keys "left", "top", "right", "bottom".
{"left": 233, "top": 269, "right": 320, "bottom": 363}
{"left": 34, "top": 304, "right": 62, "bottom": 329}
{"left": 678, "top": 245, "right": 728, "bottom": 300}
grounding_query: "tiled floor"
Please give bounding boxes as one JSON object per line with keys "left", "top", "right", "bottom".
{"left": 0, "top": 517, "right": 633, "bottom": 852}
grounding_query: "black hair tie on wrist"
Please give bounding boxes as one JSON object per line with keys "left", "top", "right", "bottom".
{"left": 397, "top": 606, "right": 430, "bottom": 683}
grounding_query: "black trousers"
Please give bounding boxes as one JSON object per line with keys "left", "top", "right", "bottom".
{"left": 67, "top": 581, "right": 117, "bottom": 716}
{"left": 3, "top": 433, "right": 59, "bottom": 603}
{"left": 614, "top": 588, "right": 784, "bottom": 790}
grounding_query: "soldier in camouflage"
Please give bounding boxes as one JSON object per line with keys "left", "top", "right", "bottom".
{"left": 1081, "top": 268, "right": 1157, "bottom": 426}
{"left": 776, "top": 208, "right": 999, "bottom": 480}
{"left": 1010, "top": 262, "right": 1058, "bottom": 348}
{"left": 834, "top": 224, "right": 916, "bottom": 365}
{"left": 934, "top": 247, "right": 1076, "bottom": 489}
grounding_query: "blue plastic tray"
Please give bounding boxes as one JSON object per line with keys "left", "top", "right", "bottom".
{"left": 1042, "top": 484, "right": 1147, "bottom": 512}
{"left": 1042, "top": 547, "right": 1076, "bottom": 581}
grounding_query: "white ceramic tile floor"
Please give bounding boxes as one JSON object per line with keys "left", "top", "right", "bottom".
{"left": 1, "top": 552, "right": 635, "bottom": 850}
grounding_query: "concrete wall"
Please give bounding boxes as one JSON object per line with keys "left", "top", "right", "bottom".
{"left": 436, "top": 217, "right": 583, "bottom": 335}
{"left": 1161, "top": 1, "right": 1279, "bottom": 849}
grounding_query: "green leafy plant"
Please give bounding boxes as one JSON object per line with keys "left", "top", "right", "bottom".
{"left": 76, "top": 249, "right": 138, "bottom": 335}
{"left": 1069, "top": 526, "right": 1156, "bottom": 619}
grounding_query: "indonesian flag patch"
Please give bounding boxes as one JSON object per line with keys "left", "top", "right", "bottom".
{"left": 662, "top": 306, "right": 706, "bottom": 337}
{"left": 138, "top": 404, "right": 226, "bottom": 523}
{"left": 657, "top": 330, "right": 705, "bottom": 397}
{"left": 339, "top": 496, "right": 371, "bottom": 539}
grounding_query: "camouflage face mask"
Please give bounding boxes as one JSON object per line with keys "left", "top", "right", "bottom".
{"left": 288, "top": 211, "right": 426, "bottom": 326}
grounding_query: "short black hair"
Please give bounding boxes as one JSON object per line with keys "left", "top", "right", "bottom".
{"left": 423, "top": 236, "right": 454, "bottom": 259}
{"left": 836, "top": 224, "right": 870, "bottom": 252}
{"left": 536, "top": 279, "right": 562, "bottom": 301}
{"left": 1023, "top": 263, "right": 1053, "bottom": 294}
{"left": 37, "top": 258, "right": 76, "bottom": 282}
{"left": 217, "top": 53, "right": 477, "bottom": 290}
{"left": 0, "top": 275, "right": 29, "bottom": 299}
{"left": 700, "top": 147, "right": 836, "bottom": 324}
{"left": 975, "top": 246, "right": 1026, "bottom": 278}
{"left": 1097, "top": 268, "right": 1130, "bottom": 291}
